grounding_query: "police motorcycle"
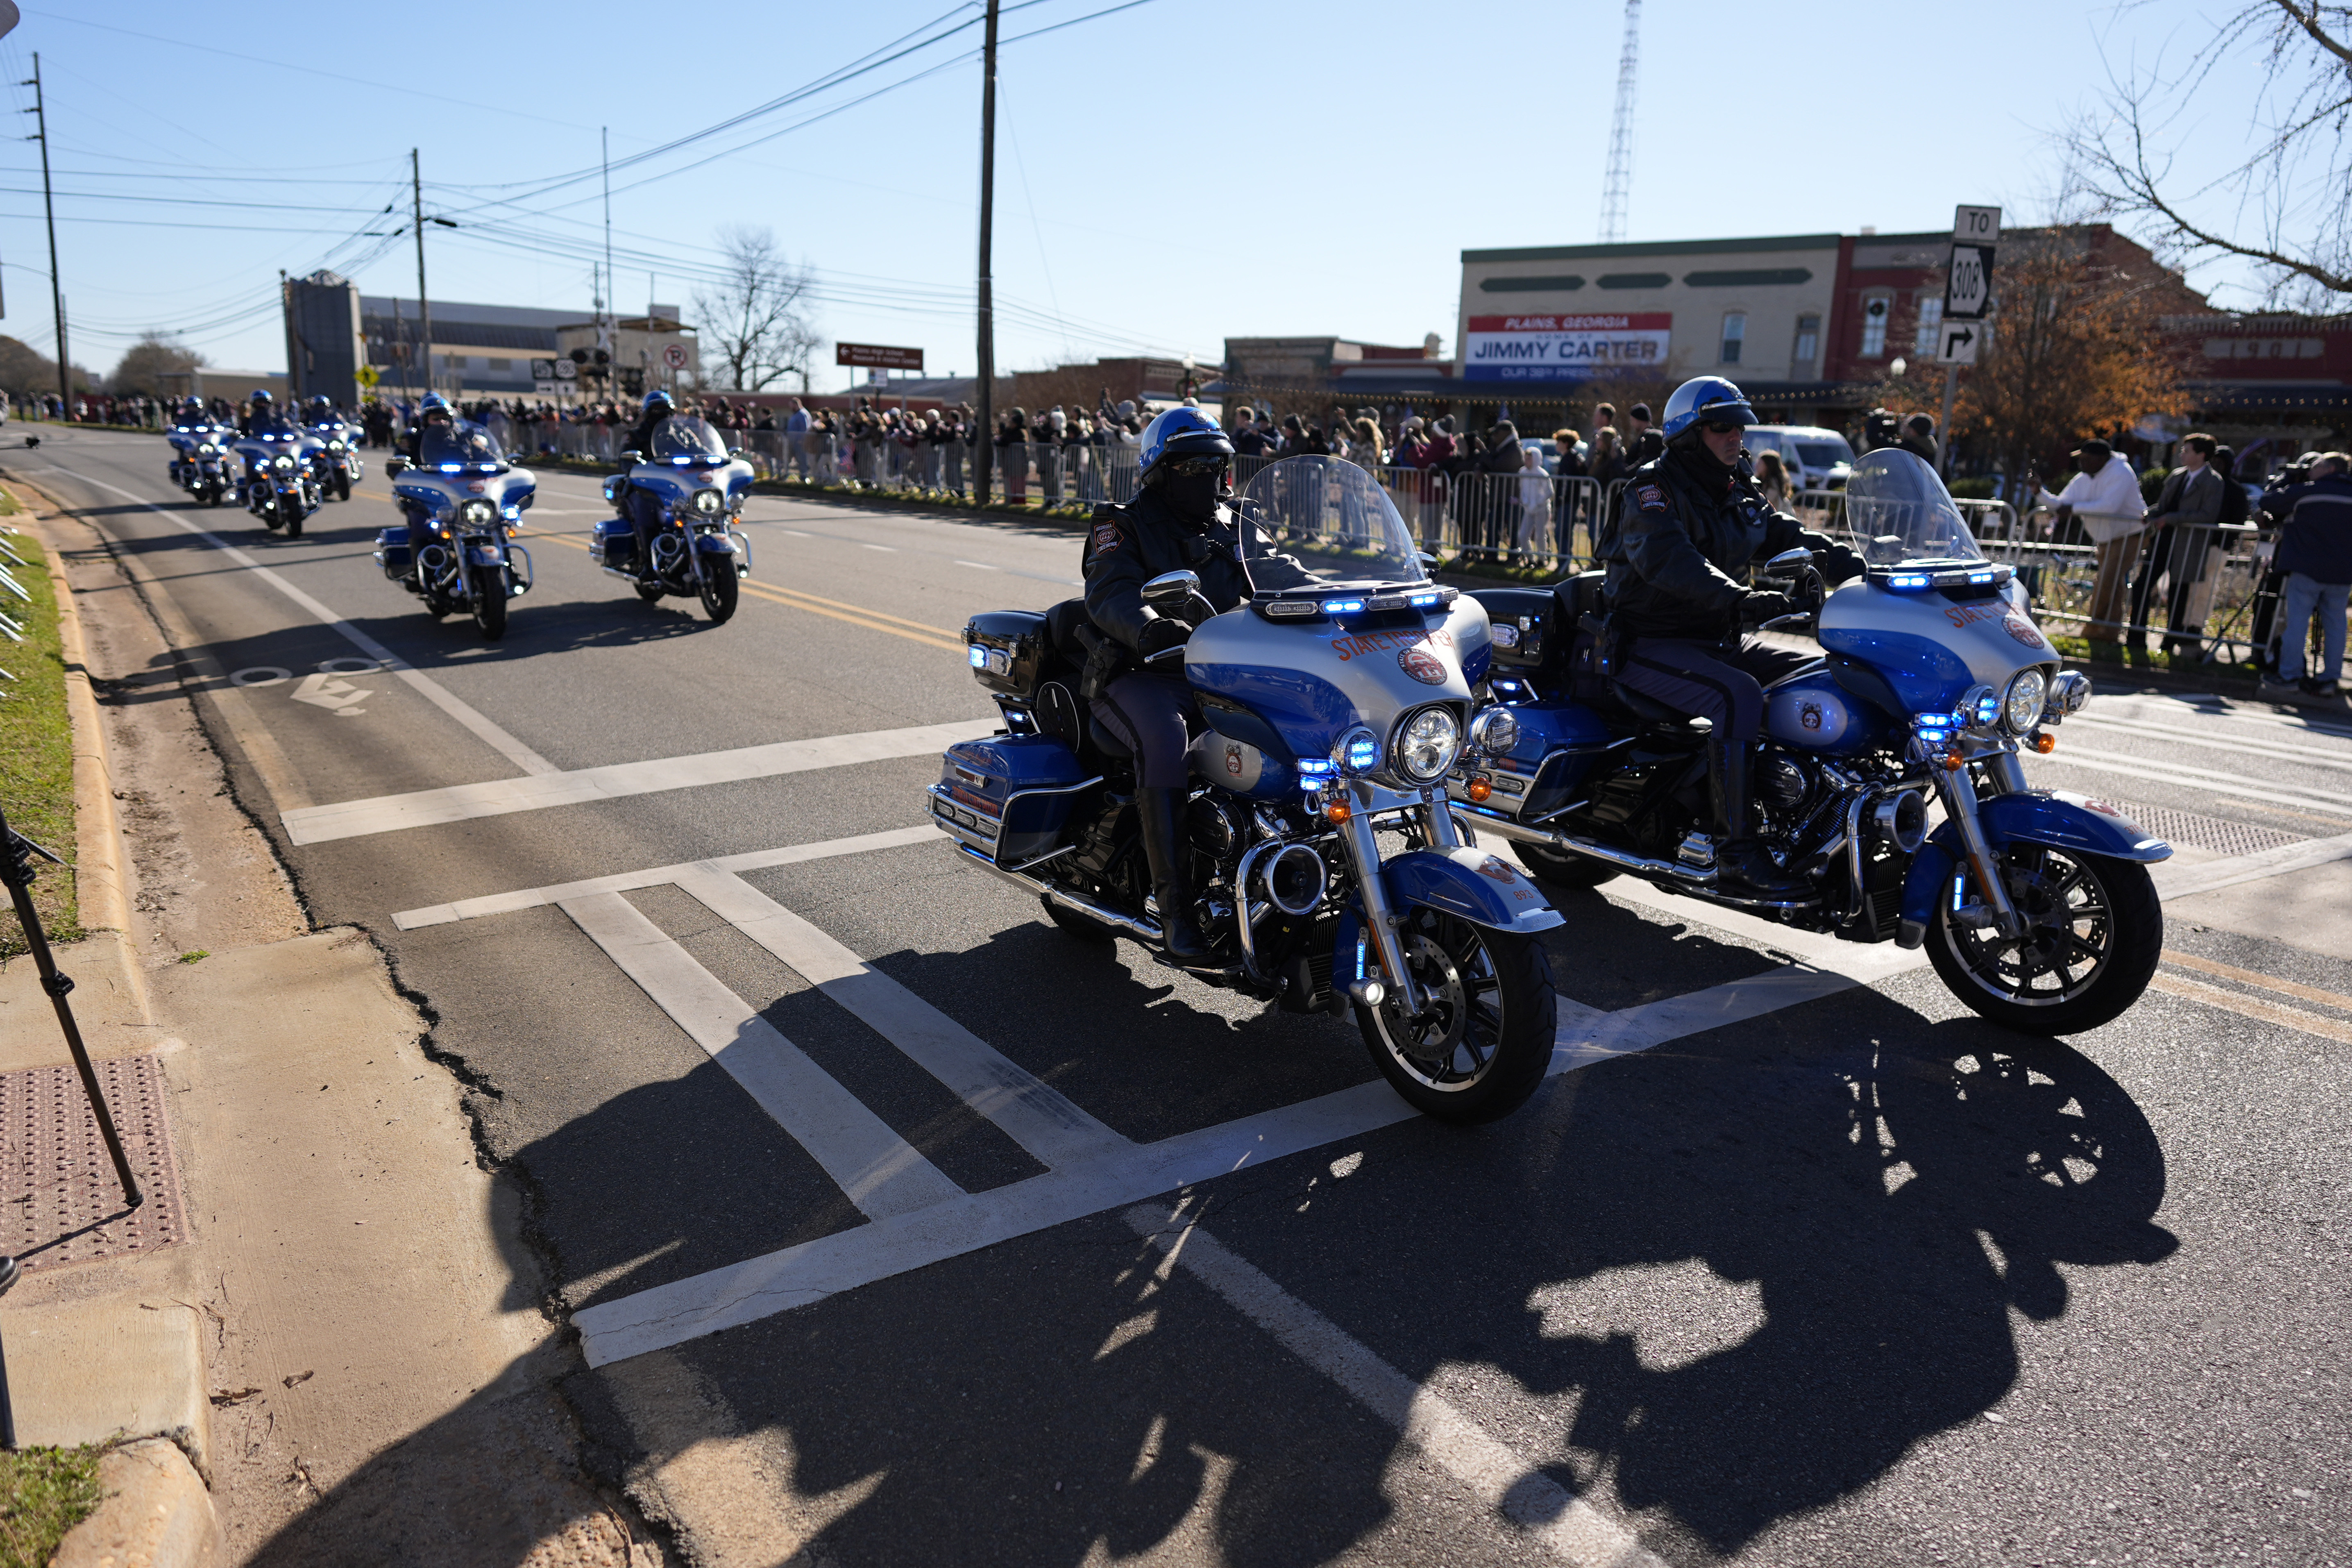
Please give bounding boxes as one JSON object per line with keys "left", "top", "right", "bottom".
{"left": 374, "top": 418, "right": 535, "bottom": 640}
{"left": 1452, "top": 447, "right": 2170, "bottom": 1036}
{"left": 592, "top": 413, "right": 753, "bottom": 623}
{"left": 165, "top": 406, "right": 234, "bottom": 507}
{"left": 304, "top": 399, "right": 363, "bottom": 501}
{"left": 933, "top": 454, "right": 1567, "bottom": 1123}
{"left": 230, "top": 399, "right": 324, "bottom": 536}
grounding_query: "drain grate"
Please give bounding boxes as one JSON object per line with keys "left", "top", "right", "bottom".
{"left": 0, "top": 1054, "right": 186, "bottom": 1270}
{"left": 2108, "top": 800, "right": 2307, "bottom": 858}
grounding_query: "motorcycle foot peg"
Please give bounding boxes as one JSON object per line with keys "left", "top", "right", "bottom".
{"left": 1675, "top": 831, "right": 1719, "bottom": 870}
{"left": 1346, "top": 978, "right": 1387, "bottom": 1009}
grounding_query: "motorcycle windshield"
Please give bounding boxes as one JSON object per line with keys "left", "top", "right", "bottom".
{"left": 650, "top": 415, "right": 729, "bottom": 463}
{"left": 419, "top": 421, "right": 506, "bottom": 470}
{"left": 1844, "top": 449, "right": 1985, "bottom": 567}
{"left": 1232, "top": 455, "right": 1427, "bottom": 585}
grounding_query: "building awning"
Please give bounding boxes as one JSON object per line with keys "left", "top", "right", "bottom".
{"left": 2182, "top": 381, "right": 2352, "bottom": 413}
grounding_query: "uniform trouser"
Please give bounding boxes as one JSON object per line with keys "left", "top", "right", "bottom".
{"left": 628, "top": 488, "right": 665, "bottom": 573}
{"left": 1091, "top": 671, "right": 1200, "bottom": 789}
{"left": 1616, "top": 636, "right": 1813, "bottom": 835}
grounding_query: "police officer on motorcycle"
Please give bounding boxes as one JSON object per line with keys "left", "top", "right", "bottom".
{"left": 619, "top": 390, "right": 679, "bottom": 584}
{"left": 1081, "top": 406, "right": 1313, "bottom": 967}
{"left": 1600, "top": 375, "right": 1866, "bottom": 899}
{"left": 238, "top": 389, "right": 293, "bottom": 436}
{"left": 400, "top": 391, "right": 454, "bottom": 463}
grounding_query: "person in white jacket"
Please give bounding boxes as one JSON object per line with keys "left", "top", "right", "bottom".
{"left": 2036, "top": 438, "right": 2144, "bottom": 644}
{"left": 1513, "top": 445, "right": 1554, "bottom": 563}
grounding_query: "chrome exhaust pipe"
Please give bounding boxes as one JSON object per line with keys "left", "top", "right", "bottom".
{"left": 953, "top": 844, "right": 1163, "bottom": 943}
{"left": 1472, "top": 813, "right": 1716, "bottom": 885}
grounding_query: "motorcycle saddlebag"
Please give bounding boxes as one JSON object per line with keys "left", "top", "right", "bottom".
{"left": 592, "top": 518, "right": 637, "bottom": 570}
{"left": 372, "top": 525, "right": 413, "bottom": 580}
{"left": 1471, "top": 587, "right": 1561, "bottom": 676}
{"left": 965, "top": 610, "right": 1049, "bottom": 698}
{"left": 930, "top": 734, "right": 1092, "bottom": 866}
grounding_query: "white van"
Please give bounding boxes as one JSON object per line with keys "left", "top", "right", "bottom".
{"left": 1744, "top": 425, "right": 1855, "bottom": 491}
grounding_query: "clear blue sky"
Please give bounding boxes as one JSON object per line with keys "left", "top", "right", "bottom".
{"left": 0, "top": 1, "right": 2286, "bottom": 388}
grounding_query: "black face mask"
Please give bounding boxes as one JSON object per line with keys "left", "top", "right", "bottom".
{"left": 1163, "top": 470, "right": 1226, "bottom": 519}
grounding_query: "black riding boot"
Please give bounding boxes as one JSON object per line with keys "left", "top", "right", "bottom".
{"left": 1706, "top": 736, "right": 1807, "bottom": 899}
{"left": 1136, "top": 786, "right": 1218, "bottom": 968}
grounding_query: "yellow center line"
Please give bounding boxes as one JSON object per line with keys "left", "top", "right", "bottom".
{"left": 2148, "top": 971, "right": 2352, "bottom": 1048}
{"left": 517, "top": 527, "right": 964, "bottom": 653}
{"left": 2163, "top": 949, "right": 2352, "bottom": 1015}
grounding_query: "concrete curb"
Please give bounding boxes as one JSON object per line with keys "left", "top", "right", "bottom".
{"left": 51, "top": 1438, "right": 226, "bottom": 1568}
{"left": 17, "top": 485, "right": 152, "bottom": 1026}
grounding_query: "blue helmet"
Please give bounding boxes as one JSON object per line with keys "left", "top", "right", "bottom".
{"left": 418, "top": 392, "right": 451, "bottom": 419}
{"left": 1660, "top": 376, "right": 1758, "bottom": 442}
{"left": 642, "top": 389, "right": 674, "bottom": 416}
{"left": 250, "top": 389, "right": 273, "bottom": 405}
{"left": 1138, "top": 405, "right": 1232, "bottom": 480}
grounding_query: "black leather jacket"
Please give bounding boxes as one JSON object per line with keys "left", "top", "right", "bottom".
{"left": 1601, "top": 446, "right": 1862, "bottom": 640}
{"left": 1082, "top": 486, "right": 1312, "bottom": 654}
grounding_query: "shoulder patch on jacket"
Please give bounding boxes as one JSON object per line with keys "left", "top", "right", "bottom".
{"left": 1091, "top": 521, "right": 1123, "bottom": 554}
{"left": 1635, "top": 483, "right": 1667, "bottom": 511}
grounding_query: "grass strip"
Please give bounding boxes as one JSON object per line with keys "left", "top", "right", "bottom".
{"left": 0, "top": 1442, "right": 110, "bottom": 1568}
{"left": 0, "top": 501, "right": 81, "bottom": 956}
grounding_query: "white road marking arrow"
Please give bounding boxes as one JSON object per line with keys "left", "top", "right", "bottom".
{"left": 290, "top": 672, "right": 372, "bottom": 716}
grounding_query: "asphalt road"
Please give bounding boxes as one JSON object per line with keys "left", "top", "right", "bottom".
{"left": 19, "top": 425, "right": 2351, "bottom": 1568}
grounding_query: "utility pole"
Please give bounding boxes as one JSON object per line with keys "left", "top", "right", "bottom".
{"left": 411, "top": 149, "right": 432, "bottom": 397}
{"left": 974, "top": 0, "right": 1000, "bottom": 505}
{"left": 602, "top": 127, "right": 615, "bottom": 397}
{"left": 1598, "top": 1, "right": 1640, "bottom": 243}
{"left": 25, "top": 54, "right": 68, "bottom": 413}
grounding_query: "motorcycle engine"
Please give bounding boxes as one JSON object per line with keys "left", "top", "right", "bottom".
{"left": 1755, "top": 753, "right": 1811, "bottom": 817}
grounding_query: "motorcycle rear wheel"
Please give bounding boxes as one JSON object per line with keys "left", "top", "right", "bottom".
{"left": 471, "top": 567, "right": 508, "bottom": 641}
{"left": 1513, "top": 840, "right": 1622, "bottom": 891}
{"left": 1357, "top": 909, "right": 1556, "bottom": 1124}
{"left": 1926, "top": 845, "right": 2161, "bottom": 1036}
{"left": 698, "top": 565, "right": 739, "bottom": 624}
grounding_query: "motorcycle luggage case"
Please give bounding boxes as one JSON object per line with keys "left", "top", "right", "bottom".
{"left": 592, "top": 518, "right": 636, "bottom": 569}
{"left": 930, "top": 734, "right": 1092, "bottom": 865}
{"left": 373, "top": 525, "right": 412, "bottom": 579}
{"left": 1474, "top": 587, "right": 1563, "bottom": 674}
{"left": 965, "top": 610, "right": 1049, "bottom": 697}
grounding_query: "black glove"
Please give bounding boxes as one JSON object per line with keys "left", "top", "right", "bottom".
{"left": 1738, "top": 589, "right": 1796, "bottom": 628}
{"left": 1137, "top": 616, "right": 1192, "bottom": 658}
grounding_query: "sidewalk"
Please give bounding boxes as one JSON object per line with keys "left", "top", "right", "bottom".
{"left": 2, "top": 476, "right": 662, "bottom": 1566}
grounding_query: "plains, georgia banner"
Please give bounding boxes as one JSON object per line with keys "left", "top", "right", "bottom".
{"left": 1462, "top": 313, "right": 1673, "bottom": 381}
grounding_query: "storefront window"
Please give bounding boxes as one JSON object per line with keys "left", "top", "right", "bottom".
{"left": 1914, "top": 297, "right": 1943, "bottom": 356}
{"left": 1793, "top": 314, "right": 1820, "bottom": 367}
{"left": 1860, "top": 297, "right": 1890, "bottom": 358}
{"left": 1720, "top": 313, "right": 1746, "bottom": 365}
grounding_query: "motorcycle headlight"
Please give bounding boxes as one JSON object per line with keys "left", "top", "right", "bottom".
{"left": 273, "top": 454, "right": 295, "bottom": 470}
{"left": 2003, "top": 667, "right": 2050, "bottom": 734}
{"left": 691, "top": 488, "right": 723, "bottom": 516}
{"left": 458, "top": 499, "right": 495, "bottom": 526}
{"left": 1393, "top": 706, "right": 1462, "bottom": 784}
{"left": 327, "top": 439, "right": 345, "bottom": 452}
{"left": 2045, "top": 669, "right": 2091, "bottom": 719}
{"left": 1956, "top": 682, "right": 2001, "bottom": 731}
{"left": 1331, "top": 725, "right": 1381, "bottom": 776}
{"left": 197, "top": 443, "right": 217, "bottom": 456}
{"left": 1467, "top": 705, "right": 1518, "bottom": 756}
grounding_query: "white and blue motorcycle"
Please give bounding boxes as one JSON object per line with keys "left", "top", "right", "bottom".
{"left": 166, "top": 413, "right": 234, "bottom": 508}
{"left": 592, "top": 414, "right": 753, "bottom": 624}
{"left": 232, "top": 419, "right": 323, "bottom": 535}
{"left": 933, "top": 455, "right": 1566, "bottom": 1123}
{"left": 305, "top": 408, "right": 364, "bottom": 501}
{"left": 1452, "top": 448, "right": 2169, "bottom": 1035}
{"left": 375, "top": 419, "right": 535, "bottom": 641}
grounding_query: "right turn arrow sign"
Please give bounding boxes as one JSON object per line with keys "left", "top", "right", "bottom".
{"left": 1936, "top": 324, "right": 1979, "bottom": 366}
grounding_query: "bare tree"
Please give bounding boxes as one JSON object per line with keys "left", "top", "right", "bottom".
{"left": 2070, "top": 2, "right": 2352, "bottom": 300}
{"left": 109, "top": 332, "right": 206, "bottom": 397}
{"left": 692, "top": 227, "right": 823, "bottom": 393}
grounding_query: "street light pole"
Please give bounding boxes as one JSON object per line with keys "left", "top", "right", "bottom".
{"left": 25, "top": 54, "right": 67, "bottom": 414}
{"left": 411, "top": 149, "right": 432, "bottom": 398}
{"left": 974, "top": 0, "right": 1000, "bottom": 505}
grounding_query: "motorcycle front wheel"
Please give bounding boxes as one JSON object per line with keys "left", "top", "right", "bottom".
{"left": 471, "top": 566, "right": 508, "bottom": 641}
{"left": 283, "top": 498, "right": 302, "bottom": 538}
{"left": 335, "top": 473, "right": 352, "bottom": 501}
{"left": 1357, "top": 908, "right": 1556, "bottom": 1124}
{"left": 697, "top": 561, "right": 739, "bottom": 624}
{"left": 1926, "top": 844, "right": 2162, "bottom": 1036}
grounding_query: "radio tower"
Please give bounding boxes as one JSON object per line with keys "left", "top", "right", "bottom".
{"left": 1598, "top": 0, "right": 1640, "bottom": 243}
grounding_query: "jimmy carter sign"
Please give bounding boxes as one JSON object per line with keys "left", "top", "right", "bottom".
{"left": 1463, "top": 313, "right": 1673, "bottom": 381}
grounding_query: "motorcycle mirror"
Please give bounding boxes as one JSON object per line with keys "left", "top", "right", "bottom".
{"left": 621, "top": 449, "right": 643, "bottom": 465}
{"left": 1762, "top": 547, "right": 1814, "bottom": 573}
{"left": 386, "top": 456, "right": 409, "bottom": 474}
{"left": 1141, "top": 569, "right": 1202, "bottom": 610}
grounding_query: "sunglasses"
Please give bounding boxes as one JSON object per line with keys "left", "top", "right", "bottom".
{"left": 1703, "top": 421, "right": 1745, "bottom": 436}
{"left": 1166, "top": 456, "right": 1230, "bottom": 477}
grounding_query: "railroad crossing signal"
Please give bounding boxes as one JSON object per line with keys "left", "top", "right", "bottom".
{"left": 1935, "top": 323, "right": 1980, "bottom": 366}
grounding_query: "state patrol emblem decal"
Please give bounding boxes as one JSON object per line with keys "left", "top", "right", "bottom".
{"left": 1398, "top": 647, "right": 1448, "bottom": 685}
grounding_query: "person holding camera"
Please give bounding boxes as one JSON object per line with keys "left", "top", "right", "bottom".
{"left": 2255, "top": 451, "right": 2352, "bottom": 703}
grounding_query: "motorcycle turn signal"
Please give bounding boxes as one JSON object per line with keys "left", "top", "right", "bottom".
{"left": 1324, "top": 798, "right": 1353, "bottom": 824}
{"left": 2032, "top": 732, "right": 2057, "bottom": 755}
{"left": 1465, "top": 776, "right": 1494, "bottom": 803}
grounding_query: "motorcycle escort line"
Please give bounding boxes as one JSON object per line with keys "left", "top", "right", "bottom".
{"left": 373, "top": 418, "right": 536, "bottom": 641}
{"left": 166, "top": 413, "right": 234, "bottom": 508}
{"left": 306, "top": 411, "right": 364, "bottom": 501}
{"left": 591, "top": 414, "right": 753, "bottom": 624}
{"left": 1448, "top": 448, "right": 2169, "bottom": 1036}
{"left": 231, "top": 421, "right": 323, "bottom": 536}
{"left": 930, "top": 454, "right": 1567, "bottom": 1124}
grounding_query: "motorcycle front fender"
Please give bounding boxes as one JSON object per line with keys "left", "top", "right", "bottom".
{"left": 1896, "top": 789, "right": 2171, "bottom": 933}
{"left": 1379, "top": 846, "right": 1564, "bottom": 933}
{"left": 463, "top": 542, "right": 506, "bottom": 567}
{"left": 692, "top": 531, "right": 738, "bottom": 556}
